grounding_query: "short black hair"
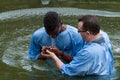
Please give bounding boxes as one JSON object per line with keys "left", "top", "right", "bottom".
{"left": 78, "top": 15, "right": 100, "bottom": 35}
{"left": 44, "top": 11, "right": 61, "bottom": 32}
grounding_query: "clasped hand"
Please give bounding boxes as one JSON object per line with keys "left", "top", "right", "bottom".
{"left": 41, "top": 46, "right": 62, "bottom": 58}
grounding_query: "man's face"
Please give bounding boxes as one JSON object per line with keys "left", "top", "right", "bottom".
{"left": 47, "top": 26, "right": 61, "bottom": 38}
{"left": 78, "top": 21, "right": 88, "bottom": 41}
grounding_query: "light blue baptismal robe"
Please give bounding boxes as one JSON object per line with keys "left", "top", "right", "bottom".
{"left": 28, "top": 25, "right": 84, "bottom": 60}
{"left": 100, "top": 30, "right": 112, "bottom": 49}
{"left": 61, "top": 31, "right": 115, "bottom": 76}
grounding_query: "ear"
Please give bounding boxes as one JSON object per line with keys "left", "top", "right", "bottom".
{"left": 86, "top": 31, "right": 91, "bottom": 36}
{"left": 61, "top": 24, "right": 66, "bottom": 31}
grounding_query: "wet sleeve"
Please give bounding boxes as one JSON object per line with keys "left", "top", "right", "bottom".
{"left": 28, "top": 34, "right": 41, "bottom": 60}
{"left": 61, "top": 50, "right": 94, "bottom": 76}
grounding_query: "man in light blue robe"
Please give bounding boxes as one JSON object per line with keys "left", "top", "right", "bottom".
{"left": 42, "top": 15, "right": 115, "bottom": 76}
{"left": 28, "top": 11, "right": 84, "bottom": 62}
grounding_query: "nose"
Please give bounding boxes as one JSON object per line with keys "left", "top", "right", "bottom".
{"left": 51, "top": 34, "right": 57, "bottom": 38}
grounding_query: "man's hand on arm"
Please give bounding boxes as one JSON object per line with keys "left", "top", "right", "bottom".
{"left": 51, "top": 46, "right": 73, "bottom": 63}
{"left": 42, "top": 49, "right": 64, "bottom": 70}
{"left": 39, "top": 46, "right": 73, "bottom": 63}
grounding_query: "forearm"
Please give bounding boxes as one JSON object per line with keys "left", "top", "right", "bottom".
{"left": 52, "top": 55, "right": 64, "bottom": 70}
{"left": 60, "top": 52, "right": 73, "bottom": 63}
{"left": 38, "top": 55, "right": 47, "bottom": 60}
{"left": 43, "top": 49, "right": 64, "bottom": 70}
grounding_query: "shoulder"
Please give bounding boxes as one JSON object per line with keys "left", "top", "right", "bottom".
{"left": 64, "top": 25, "right": 80, "bottom": 36}
{"left": 100, "top": 30, "right": 112, "bottom": 48}
{"left": 62, "top": 25, "right": 83, "bottom": 43}
{"left": 59, "top": 25, "right": 78, "bottom": 36}
{"left": 79, "top": 43, "right": 102, "bottom": 56}
{"left": 32, "top": 27, "right": 47, "bottom": 38}
{"left": 31, "top": 27, "right": 49, "bottom": 42}
{"left": 66, "top": 25, "right": 77, "bottom": 31}
{"left": 74, "top": 43, "right": 102, "bottom": 62}
{"left": 100, "top": 30, "right": 108, "bottom": 37}
{"left": 86, "top": 42, "right": 102, "bottom": 51}
{"left": 100, "top": 30, "right": 110, "bottom": 41}
{"left": 33, "top": 27, "right": 45, "bottom": 35}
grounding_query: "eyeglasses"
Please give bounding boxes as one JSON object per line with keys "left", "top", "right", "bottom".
{"left": 78, "top": 29, "right": 86, "bottom": 33}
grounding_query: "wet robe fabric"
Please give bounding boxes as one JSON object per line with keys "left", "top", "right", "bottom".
{"left": 28, "top": 25, "right": 84, "bottom": 60}
{"left": 61, "top": 31, "right": 115, "bottom": 76}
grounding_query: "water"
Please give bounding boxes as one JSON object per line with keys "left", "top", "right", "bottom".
{"left": 0, "top": 8, "right": 119, "bottom": 21}
{"left": 0, "top": 0, "right": 120, "bottom": 80}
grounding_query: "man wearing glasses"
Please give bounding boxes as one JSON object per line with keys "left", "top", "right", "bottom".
{"left": 28, "top": 11, "right": 84, "bottom": 62}
{"left": 42, "top": 15, "right": 115, "bottom": 76}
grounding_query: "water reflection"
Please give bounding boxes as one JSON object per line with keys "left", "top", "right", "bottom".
{"left": 0, "top": 8, "right": 120, "bottom": 20}
{"left": 27, "top": 70, "right": 119, "bottom": 80}
{"left": 2, "top": 34, "right": 49, "bottom": 71}
{"left": 41, "top": 0, "right": 51, "bottom": 5}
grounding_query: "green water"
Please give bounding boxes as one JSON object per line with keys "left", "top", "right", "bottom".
{"left": 0, "top": 0, "right": 120, "bottom": 80}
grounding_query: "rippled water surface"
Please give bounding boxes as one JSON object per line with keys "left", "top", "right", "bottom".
{"left": 0, "top": 0, "right": 120, "bottom": 80}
